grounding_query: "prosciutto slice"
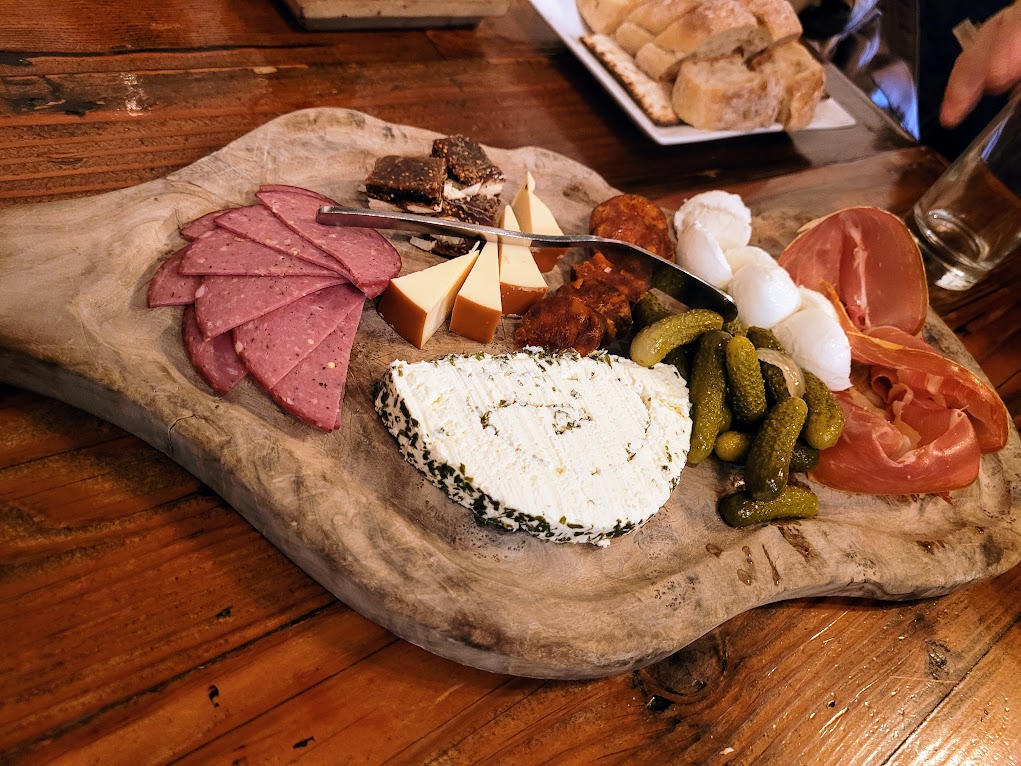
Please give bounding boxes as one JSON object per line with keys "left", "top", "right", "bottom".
{"left": 779, "top": 208, "right": 928, "bottom": 335}
{"left": 257, "top": 189, "right": 401, "bottom": 298}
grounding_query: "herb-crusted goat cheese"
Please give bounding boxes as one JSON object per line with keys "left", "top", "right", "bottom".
{"left": 374, "top": 349, "right": 692, "bottom": 546}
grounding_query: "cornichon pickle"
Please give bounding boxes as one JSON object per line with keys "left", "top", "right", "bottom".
{"left": 718, "top": 486, "right": 819, "bottom": 528}
{"left": 686, "top": 329, "right": 730, "bottom": 465}
{"left": 633, "top": 292, "right": 673, "bottom": 330}
{"left": 650, "top": 265, "right": 687, "bottom": 298}
{"left": 746, "top": 326, "right": 785, "bottom": 353}
{"left": 801, "top": 371, "right": 845, "bottom": 450}
{"left": 790, "top": 443, "right": 820, "bottom": 473}
{"left": 663, "top": 345, "right": 689, "bottom": 380}
{"left": 715, "top": 430, "right": 752, "bottom": 463}
{"left": 726, "top": 336, "right": 768, "bottom": 423}
{"left": 761, "top": 362, "right": 793, "bottom": 405}
{"left": 629, "top": 309, "right": 724, "bottom": 367}
{"left": 744, "top": 397, "right": 809, "bottom": 500}
{"left": 722, "top": 316, "right": 747, "bottom": 337}
{"left": 720, "top": 404, "right": 733, "bottom": 433}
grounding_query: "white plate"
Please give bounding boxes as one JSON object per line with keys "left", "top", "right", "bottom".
{"left": 528, "top": 0, "right": 857, "bottom": 146}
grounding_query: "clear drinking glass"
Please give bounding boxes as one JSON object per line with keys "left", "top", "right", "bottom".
{"left": 912, "top": 90, "right": 1021, "bottom": 290}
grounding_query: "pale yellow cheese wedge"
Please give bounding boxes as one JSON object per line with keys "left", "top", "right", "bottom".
{"left": 510, "top": 171, "right": 568, "bottom": 273}
{"left": 376, "top": 250, "right": 479, "bottom": 349}
{"left": 498, "top": 206, "right": 548, "bottom": 316}
{"left": 449, "top": 239, "right": 502, "bottom": 344}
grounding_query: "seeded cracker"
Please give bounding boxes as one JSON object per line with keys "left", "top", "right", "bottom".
{"left": 364, "top": 155, "right": 447, "bottom": 213}
{"left": 432, "top": 135, "right": 506, "bottom": 197}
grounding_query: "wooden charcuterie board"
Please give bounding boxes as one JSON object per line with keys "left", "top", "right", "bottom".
{"left": 1, "top": 108, "right": 1019, "bottom": 679}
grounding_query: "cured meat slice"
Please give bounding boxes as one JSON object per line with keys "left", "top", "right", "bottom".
{"left": 181, "top": 305, "right": 247, "bottom": 394}
{"left": 270, "top": 308, "right": 362, "bottom": 432}
{"left": 179, "top": 210, "right": 225, "bottom": 241}
{"left": 256, "top": 189, "right": 401, "bottom": 298}
{"left": 258, "top": 184, "right": 334, "bottom": 203}
{"left": 179, "top": 228, "right": 336, "bottom": 277}
{"left": 148, "top": 246, "right": 202, "bottom": 307}
{"left": 232, "top": 283, "right": 364, "bottom": 389}
{"left": 194, "top": 274, "right": 343, "bottom": 340}
{"left": 215, "top": 205, "right": 348, "bottom": 276}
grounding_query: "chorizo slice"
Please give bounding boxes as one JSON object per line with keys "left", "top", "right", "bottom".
{"left": 589, "top": 194, "right": 673, "bottom": 260}
{"left": 515, "top": 294, "right": 606, "bottom": 357}
{"left": 558, "top": 279, "right": 633, "bottom": 341}
{"left": 573, "top": 252, "right": 651, "bottom": 301}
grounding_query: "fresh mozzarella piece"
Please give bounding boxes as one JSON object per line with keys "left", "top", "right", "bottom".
{"left": 796, "top": 287, "right": 839, "bottom": 321}
{"left": 725, "top": 245, "right": 775, "bottom": 274}
{"left": 375, "top": 350, "right": 692, "bottom": 546}
{"left": 673, "top": 190, "right": 752, "bottom": 251}
{"left": 676, "top": 222, "right": 733, "bottom": 289}
{"left": 773, "top": 309, "right": 852, "bottom": 391}
{"left": 728, "top": 263, "right": 801, "bottom": 329}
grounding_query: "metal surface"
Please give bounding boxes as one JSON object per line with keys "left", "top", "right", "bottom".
{"left": 316, "top": 206, "right": 739, "bottom": 320}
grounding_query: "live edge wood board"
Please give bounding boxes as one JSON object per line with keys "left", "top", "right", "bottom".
{"left": 0, "top": 108, "right": 1019, "bottom": 680}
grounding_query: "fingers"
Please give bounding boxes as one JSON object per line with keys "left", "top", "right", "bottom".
{"left": 941, "top": 7, "right": 1021, "bottom": 128}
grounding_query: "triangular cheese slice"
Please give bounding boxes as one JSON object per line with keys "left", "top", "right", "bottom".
{"left": 498, "top": 206, "right": 548, "bottom": 316}
{"left": 449, "top": 239, "right": 502, "bottom": 344}
{"left": 511, "top": 172, "right": 568, "bottom": 272}
{"left": 376, "top": 250, "right": 479, "bottom": 348}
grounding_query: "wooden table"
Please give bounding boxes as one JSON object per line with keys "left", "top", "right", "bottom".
{"left": 2, "top": 2, "right": 1019, "bottom": 763}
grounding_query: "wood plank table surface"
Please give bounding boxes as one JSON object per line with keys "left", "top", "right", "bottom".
{"left": 1, "top": 1, "right": 1019, "bottom": 763}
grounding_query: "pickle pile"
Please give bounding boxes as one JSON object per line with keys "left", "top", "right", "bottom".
{"left": 631, "top": 308, "right": 844, "bottom": 528}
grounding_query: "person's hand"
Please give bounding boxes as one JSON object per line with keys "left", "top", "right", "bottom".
{"left": 941, "top": 3, "right": 1021, "bottom": 128}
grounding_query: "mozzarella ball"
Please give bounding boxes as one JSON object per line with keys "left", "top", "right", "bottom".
{"left": 796, "top": 287, "right": 839, "bottom": 321}
{"left": 676, "top": 221, "right": 733, "bottom": 289}
{"left": 726, "top": 245, "right": 775, "bottom": 275}
{"left": 673, "top": 190, "right": 752, "bottom": 251}
{"left": 728, "top": 264, "right": 801, "bottom": 329}
{"left": 773, "top": 309, "right": 852, "bottom": 391}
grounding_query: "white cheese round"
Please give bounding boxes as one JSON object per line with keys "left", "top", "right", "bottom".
{"left": 673, "top": 190, "right": 752, "bottom": 251}
{"left": 374, "top": 349, "right": 692, "bottom": 546}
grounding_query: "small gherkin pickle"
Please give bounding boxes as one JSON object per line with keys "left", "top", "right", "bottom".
{"left": 726, "top": 336, "right": 768, "bottom": 423}
{"left": 720, "top": 403, "right": 733, "bottom": 433}
{"left": 715, "top": 430, "right": 752, "bottom": 463}
{"left": 718, "top": 486, "right": 819, "bottom": 528}
{"left": 633, "top": 292, "right": 673, "bottom": 330}
{"left": 663, "top": 345, "right": 689, "bottom": 380}
{"left": 790, "top": 442, "right": 821, "bottom": 473}
{"left": 629, "top": 309, "right": 724, "bottom": 368}
{"left": 746, "top": 326, "right": 785, "bottom": 353}
{"left": 722, "top": 316, "right": 747, "bottom": 337}
{"left": 746, "top": 327, "right": 792, "bottom": 405}
{"left": 744, "top": 397, "right": 809, "bottom": 500}
{"left": 801, "top": 371, "right": 845, "bottom": 449}
{"left": 651, "top": 265, "right": 688, "bottom": 298}
{"left": 686, "top": 329, "right": 731, "bottom": 465}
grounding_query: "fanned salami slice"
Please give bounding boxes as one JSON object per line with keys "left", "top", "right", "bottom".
{"left": 148, "top": 246, "right": 202, "bottom": 307}
{"left": 179, "top": 210, "right": 225, "bottom": 241}
{"left": 216, "top": 205, "right": 349, "bottom": 277}
{"left": 258, "top": 184, "right": 333, "bottom": 203}
{"left": 270, "top": 307, "right": 362, "bottom": 432}
{"left": 181, "top": 305, "right": 247, "bottom": 394}
{"left": 194, "top": 274, "right": 342, "bottom": 340}
{"left": 256, "top": 189, "right": 401, "bottom": 298}
{"left": 179, "top": 228, "right": 336, "bottom": 277}
{"left": 233, "top": 283, "right": 363, "bottom": 389}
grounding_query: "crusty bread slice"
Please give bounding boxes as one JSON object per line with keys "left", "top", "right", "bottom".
{"left": 624, "top": 0, "right": 701, "bottom": 35}
{"left": 634, "top": 42, "right": 684, "bottom": 81}
{"left": 739, "top": 0, "right": 802, "bottom": 47}
{"left": 582, "top": 33, "right": 679, "bottom": 125}
{"left": 755, "top": 41, "right": 824, "bottom": 129}
{"left": 671, "top": 53, "right": 782, "bottom": 130}
{"left": 614, "top": 20, "right": 655, "bottom": 54}
{"left": 652, "top": 0, "right": 766, "bottom": 58}
{"left": 577, "top": 0, "right": 646, "bottom": 34}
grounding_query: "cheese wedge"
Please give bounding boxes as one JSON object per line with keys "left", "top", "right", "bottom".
{"left": 498, "top": 205, "right": 548, "bottom": 316}
{"left": 449, "top": 239, "right": 502, "bottom": 344}
{"left": 510, "top": 171, "right": 568, "bottom": 273}
{"left": 376, "top": 250, "right": 479, "bottom": 349}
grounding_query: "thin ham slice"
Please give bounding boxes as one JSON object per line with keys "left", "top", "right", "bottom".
{"left": 215, "top": 205, "right": 348, "bottom": 276}
{"left": 148, "top": 246, "right": 202, "bottom": 307}
{"left": 181, "top": 305, "right": 247, "bottom": 394}
{"left": 193, "top": 274, "right": 343, "bottom": 340}
{"left": 232, "top": 283, "right": 363, "bottom": 389}
{"left": 779, "top": 208, "right": 928, "bottom": 335}
{"left": 179, "top": 228, "right": 336, "bottom": 277}
{"left": 179, "top": 210, "right": 224, "bottom": 241}
{"left": 269, "top": 307, "right": 362, "bottom": 432}
{"left": 256, "top": 189, "right": 400, "bottom": 298}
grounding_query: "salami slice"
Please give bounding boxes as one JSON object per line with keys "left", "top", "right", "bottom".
{"left": 148, "top": 246, "right": 202, "bottom": 307}
{"left": 179, "top": 210, "right": 225, "bottom": 241}
{"left": 179, "top": 228, "right": 336, "bottom": 277}
{"left": 258, "top": 184, "right": 334, "bottom": 203}
{"left": 181, "top": 305, "right": 247, "bottom": 394}
{"left": 194, "top": 274, "right": 342, "bottom": 340}
{"left": 232, "top": 283, "right": 363, "bottom": 389}
{"left": 256, "top": 189, "right": 401, "bottom": 298}
{"left": 215, "top": 205, "right": 348, "bottom": 277}
{"left": 269, "top": 306, "right": 362, "bottom": 432}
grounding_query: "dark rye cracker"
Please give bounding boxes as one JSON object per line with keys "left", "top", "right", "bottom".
{"left": 364, "top": 155, "right": 446, "bottom": 213}
{"left": 431, "top": 135, "right": 506, "bottom": 191}
{"left": 581, "top": 34, "right": 680, "bottom": 127}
